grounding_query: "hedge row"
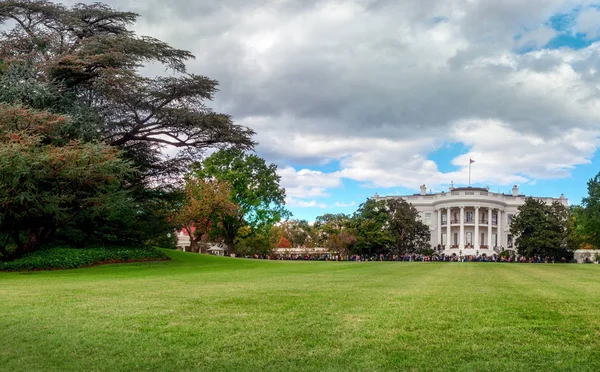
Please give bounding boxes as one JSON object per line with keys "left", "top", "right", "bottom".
{"left": 0, "top": 247, "right": 169, "bottom": 271}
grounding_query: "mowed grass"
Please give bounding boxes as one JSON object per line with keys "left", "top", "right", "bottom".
{"left": 1, "top": 251, "right": 600, "bottom": 371}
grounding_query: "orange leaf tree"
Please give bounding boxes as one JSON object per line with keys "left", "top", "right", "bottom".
{"left": 173, "top": 177, "right": 240, "bottom": 253}
{"left": 277, "top": 236, "right": 292, "bottom": 249}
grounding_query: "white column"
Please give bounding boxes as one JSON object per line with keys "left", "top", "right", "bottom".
{"left": 474, "top": 206, "right": 479, "bottom": 249}
{"left": 487, "top": 208, "right": 492, "bottom": 249}
{"left": 446, "top": 208, "right": 451, "bottom": 250}
{"left": 437, "top": 209, "right": 442, "bottom": 247}
{"left": 459, "top": 206, "right": 465, "bottom": 249}
{"left": 498, "top": 209, "right": 503, "bottom": 248}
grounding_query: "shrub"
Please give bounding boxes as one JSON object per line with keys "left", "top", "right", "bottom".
{"left": 0, "top": 247, "right": 168, "bottom": 271}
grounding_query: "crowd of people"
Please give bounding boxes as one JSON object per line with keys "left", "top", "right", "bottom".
{"left": 244, "top": 253, "right": 575, "bottom": 263}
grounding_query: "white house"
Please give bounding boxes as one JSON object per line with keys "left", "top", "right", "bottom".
{"left": 372, "top": 184, "right": 568, "bottom": 257}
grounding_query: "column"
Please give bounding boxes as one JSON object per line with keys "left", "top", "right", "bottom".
{"left": 498, "top": 209, "right": 503, "bottom": 248}
{"left": 474, "top": 206, "right": 479, "bottom": 249}
{"left": 459, "top": 206, "right": 465, "bottom": 249}
{"left": 487, "top": 208, "right": 492, "bottom": 248}
{"left": 446, "top": 208, "right": 451, "bottom": 249}
{"left": 437, "top": 209, "right": 442, "bottom": 247}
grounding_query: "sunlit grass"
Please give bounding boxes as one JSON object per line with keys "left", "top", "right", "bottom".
{"left": 1, "top": 250, "right": 599, "bottom": 371}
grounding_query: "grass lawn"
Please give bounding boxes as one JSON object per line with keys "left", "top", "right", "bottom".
{"left": 1, "top": 250, "right": 600, "bottom": 371}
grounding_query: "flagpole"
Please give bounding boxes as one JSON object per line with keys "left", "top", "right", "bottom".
{"left": 468, "top": 160, "right": 471, "bottom": 187}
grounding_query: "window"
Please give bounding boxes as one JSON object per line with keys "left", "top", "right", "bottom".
{"left": 481, "top": 233, "right": 485, "bottom": 245}
{"left": 442, "top": 233, "right": 447, "bottom": 246}
{"left": 424, "top": 213, "right": 431, "bottom": 226}
{"left": 507, "top": 235, "right": 513, "bottom": 248}
{"left": 441, "top": 214, "right": 447, "bottom": 225}
{"left": 492, "top": 234, "right": 497, "bottom": 247}
{"left": 507, "top": 214, "right": 514, "bottom": 224}
{"left": 454, "top": 233, "right": 458, "bottom": 245}
{"left": 466, "top": 232, "right": 472, "bottom": 245}
{"left": 492, "top": 213, "right": 497, "bottom": 225}
{"left": 466, "top": 212, "right": 473, "bottom": 222}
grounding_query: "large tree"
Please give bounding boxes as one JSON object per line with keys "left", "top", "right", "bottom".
{"left": 0, "top": 0, "right": 255, "bottom": 181}
{"left": 192, "top": 149, "right": 289, "bottom": 255}
{"left": 313, "top": 213, "right": 356, "bottom": 256}
{"left": 284, "top": 219, "right": 314, "bottom": 248}
{"left": 0, "top": 103, "right": 133, "bottom": 260}
{"left": 386, "top": 198, "right": 431, "bottom": 254}
{"left": 580, "top": 173, "right": 600, "bottom": 249}
{"left": 351, "top": 200, "right": 394, "bottom": 256}
{"left": 350, "top": 198, "right": 430, "bottom": 256}
{"left": 510, "top": 198, "right": 570, "bottom": 258}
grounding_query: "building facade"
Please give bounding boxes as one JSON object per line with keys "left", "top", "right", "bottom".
{"left": 372, "top": 184, "right": 568, "bottom": 257}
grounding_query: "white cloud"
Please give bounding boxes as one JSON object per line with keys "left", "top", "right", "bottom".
{"left": 286, "top": 197, "right": 328, "bottom": 209}
{"left": 516, "top": 26, "right": 557, "bottom": 49}
{"left": 575, "top": 7, "right": 600, "bottom": 39}
{"left": 334, "top": 201, "right": 356, "bottom": 207}
{"left": 278, "top": 166, "right": 342, "bottom": 199}
{"left": 76, "top": 0, "right": 600, "bottom": 196}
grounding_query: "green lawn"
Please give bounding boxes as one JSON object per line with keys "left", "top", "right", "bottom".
{"left": 1, "top": 250, "right": 600, "bottom": 371}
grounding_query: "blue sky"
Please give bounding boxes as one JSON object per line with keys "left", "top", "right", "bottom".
{"left": 105, "top": 0, "right": 600, "bottom": 222}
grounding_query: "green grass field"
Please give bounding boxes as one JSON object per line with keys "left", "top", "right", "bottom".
{"left": 1, "top": 250, "right": 600, "bottom": 371}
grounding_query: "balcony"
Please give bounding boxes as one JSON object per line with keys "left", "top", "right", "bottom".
{"left": 448, "top": 219, "right": 489, "bottom": 225}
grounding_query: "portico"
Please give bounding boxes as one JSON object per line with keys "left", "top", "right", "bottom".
{"left": 436, "top": 206, "right": 500, "bottom": 251}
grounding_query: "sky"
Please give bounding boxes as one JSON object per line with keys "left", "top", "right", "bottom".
{"left": 68, "top": 0, "right": 600, "bottom": 221}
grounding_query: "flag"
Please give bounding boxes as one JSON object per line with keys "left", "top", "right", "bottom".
{"left": 470, "top": 159, "right": 475, "bottom": 164}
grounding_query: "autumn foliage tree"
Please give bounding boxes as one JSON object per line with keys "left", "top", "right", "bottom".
{"left": 173, "top": 178, "right": 239, "bottom": 253}
{"left": 0, "top": 104, "right": 133, "bottom": 260}
{"left": 277, "top": 236, "right": 292, "bottom": 249}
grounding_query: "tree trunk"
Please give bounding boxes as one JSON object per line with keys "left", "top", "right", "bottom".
{"left": 6, "top": 226, "right": 53, "bottom": 261}
{"left": 189, "top": 238, "right": 199, "bottom": 253}
{"left": 225, "top": 234, "right": 235, "bottom": 256}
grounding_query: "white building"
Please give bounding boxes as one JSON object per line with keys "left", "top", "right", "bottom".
{"left": 372, "top": 184, "right": 568, "bottom": 257}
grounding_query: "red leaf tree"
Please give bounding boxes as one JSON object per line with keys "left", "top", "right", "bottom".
{"left": 277, "top": 236, "right": 292, "bottom": 249}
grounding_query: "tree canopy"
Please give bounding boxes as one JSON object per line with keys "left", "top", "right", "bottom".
{"left": 580, "top": 173, "right": 600, "bottom": 249}
{"left": 172, "top": 177, "right": 238, "bottom": 253}
{"left": 509, "top": 198, "right": 570, "bottom": 258}
{"left": 351, "top": 198, "right": 430, "bottom": 256}
{"left": 0, "top": 103, "right": 133, "bottom": 259}
{"left": 192, "top": 149, "right": 289, "bottom": 255}
{"left": 0, "top": 0, "right": 255, "bottom": 183}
